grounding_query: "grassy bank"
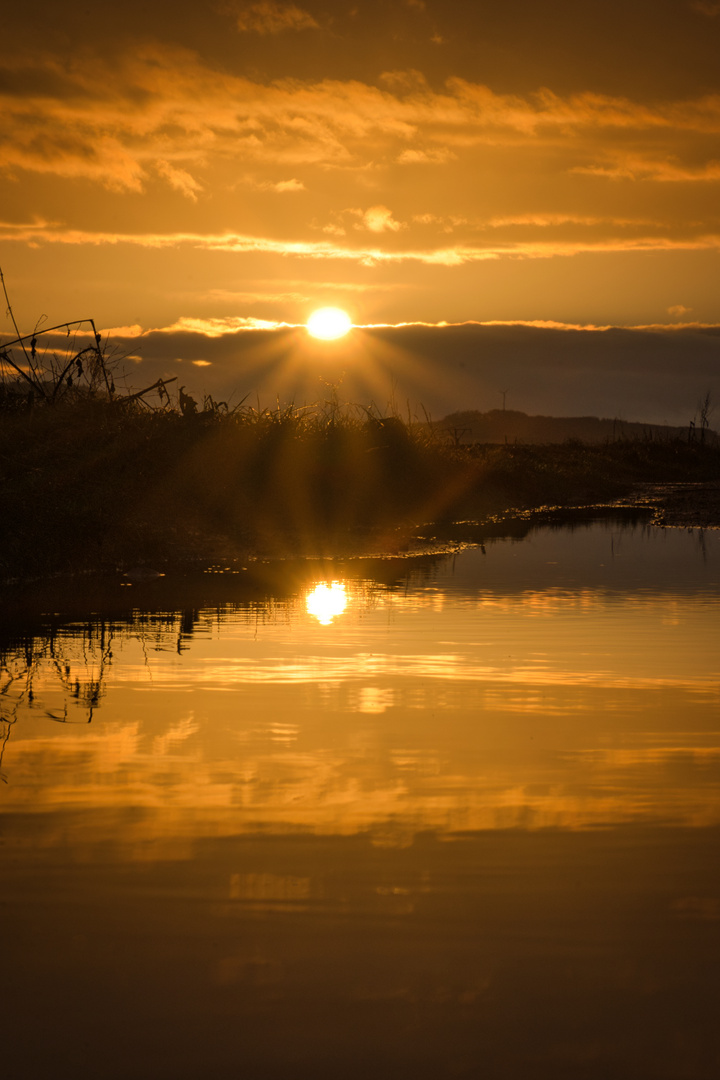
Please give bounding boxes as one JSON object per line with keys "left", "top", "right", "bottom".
{"left": 2, "top": 399, "right": 719, "bottom": 579}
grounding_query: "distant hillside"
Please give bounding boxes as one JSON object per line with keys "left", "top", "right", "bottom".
{"left": 437, "top": 409, "right": 718, "bottom": 445}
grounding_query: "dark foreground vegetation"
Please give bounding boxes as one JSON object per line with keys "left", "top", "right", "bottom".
{"left": 1, "top": 275, "right": 718, "bottom": 580}
{"left": 2, "top": 395, "right": 719, "bottom": 581}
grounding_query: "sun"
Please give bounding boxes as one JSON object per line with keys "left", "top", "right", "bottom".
{"left": 306, "top": 307, "right": 352, "bottom": 340}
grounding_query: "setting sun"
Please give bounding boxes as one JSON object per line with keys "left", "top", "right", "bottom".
{"left": 306, "top": 307, "right": 352, "bottom": 340}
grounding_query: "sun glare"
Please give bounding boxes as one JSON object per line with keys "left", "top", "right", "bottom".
{"left": 306, "top": 582, "right": 348, "bottom": 625}
{"left": 306, "top": 307, "right": 352, "bottom": 340}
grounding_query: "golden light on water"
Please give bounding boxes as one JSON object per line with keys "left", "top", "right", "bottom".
{"left": 306, "top": 307, "right": 352, "bottom": 340}
{"left": 305, "top": 581, "right": 348, "bottom": 624}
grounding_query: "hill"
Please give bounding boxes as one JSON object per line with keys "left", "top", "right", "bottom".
{"left": 437, "top": 409, "right": 718, "bottom": 445}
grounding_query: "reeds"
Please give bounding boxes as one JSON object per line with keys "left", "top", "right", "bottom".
{"left": 2, "top": 390, "right": 719, "bottom": 580}
{"left": 4, "top": 274, "right": 717, "bottom": 578}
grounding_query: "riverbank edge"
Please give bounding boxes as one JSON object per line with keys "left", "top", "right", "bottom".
{"left": 382, "top": 479, "right": 720, "bottom": 562}
{"left": 2, "top": 479, "right": 718, "bottom": 589}
{"left": 613, "top": 479, "right": 720, "bottom": 530}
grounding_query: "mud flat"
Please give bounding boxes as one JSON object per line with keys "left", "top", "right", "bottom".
{"left": 623, "top": 480, "right": 720, "bottom": 529}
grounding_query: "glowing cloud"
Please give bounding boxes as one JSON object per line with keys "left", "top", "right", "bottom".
{"left": 356, "top": 206, "right": 405, "bottom": 233}
{"left": 226, "top": 1, "right": 319, "bottom": 34}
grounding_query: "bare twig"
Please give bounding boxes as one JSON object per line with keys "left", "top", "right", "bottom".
{"left": 0, "top": 266, "right": 40, "bottom": 386}
{"left": 120, "top": 376, "right": 178, "bottom": 403}
{"left": 0, "top": 267, "right": 112, "bottom": 400}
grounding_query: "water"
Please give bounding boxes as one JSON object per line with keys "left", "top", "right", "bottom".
{"left": 2, "top": 520, "right": 719, "bottom": 1079}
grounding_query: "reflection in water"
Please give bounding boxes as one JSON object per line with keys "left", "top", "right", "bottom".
{"left": 305, "top": 580, "right": 348, "bottom": 624}
{"left": 2, "top": 524, "right": 719, "bottom": 835}
{"left": 2, "top": 521, "right": 719, "bottom": 1079}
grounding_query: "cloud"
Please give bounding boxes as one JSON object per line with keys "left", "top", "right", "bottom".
{"left": 354, "top": 205, "right": 405, "bottom": 233}
{"left": 489, "top": 213, "right": 606, "bottom": 227}
{"left": 103, "top": 325, "right": 146, "bottom": 338}
{"left": 668, "top": 304, "right": 693, "bottom": 318}
{"left": 0, "top": 129, "right": 148, "bottom": 192}
{"left": 224, "top": 1, "right": 319, "bottom": 34}
{"left": 1, "top": 39, "right": 719, "bottom": 269}
{"left": 260, "top": 178, "right": 306, "bottom": 192}
{"left": 79, "top": 321, "right": 720, "bottom": 427}
{"left": 396, "top": 147, "right": 455, "bottom": 164}
{"left": 573, "top": 155, "right": 720, "bottom": 182}
{"left": 155, "top": 316, "right": 290, "bottom": 335}
{"left": 4, "top": 44, "right": 720, "bottom": 199}
{"left": 412, "top": 212, "right": 467, "bottom": 233}
{"left": 2, "top": 221, "right": 720, "bottom": 265}
{"left": 155, "top": 160, "right": 203, "bottom": 200}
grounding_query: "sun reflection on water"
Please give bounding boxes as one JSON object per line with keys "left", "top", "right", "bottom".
{"left": 2, "top": 526, "right": 719, "bottom": 838}
{"left": 305, "top": 581, "right": 348, "bottom": 625}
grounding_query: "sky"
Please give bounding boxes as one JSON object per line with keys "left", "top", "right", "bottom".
{"left": 2, "top": 0, "right": 719, "bottom": 422}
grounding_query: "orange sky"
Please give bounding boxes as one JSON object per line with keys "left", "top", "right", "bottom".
{"left": 2, "top": 1, "right": 720, "bottom": 418}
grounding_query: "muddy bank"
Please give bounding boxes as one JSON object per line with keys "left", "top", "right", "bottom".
{"left": 621, "top": 480, "right": 720, "bottom": 529}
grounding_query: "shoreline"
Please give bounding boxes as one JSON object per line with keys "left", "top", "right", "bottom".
{"left": 3, "top": 405, "right": 719, "bottom": 582}
{"left": 613, "top": 480, "right": 720, "bottom": 530}
{"left": 2, "top": 480, "right": 718, "bottom": 592}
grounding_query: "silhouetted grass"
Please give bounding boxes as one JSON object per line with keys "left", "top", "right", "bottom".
{"left": 1, "top": 399, "right": 719, "bottom": 579}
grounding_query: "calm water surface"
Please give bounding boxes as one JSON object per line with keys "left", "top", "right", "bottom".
{"left": 2, "top": 520, "right": 719, "bottom": 1079}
